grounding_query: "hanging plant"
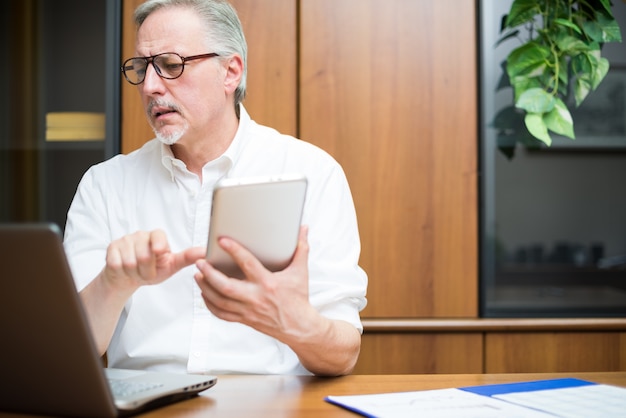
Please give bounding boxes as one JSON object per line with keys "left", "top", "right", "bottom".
{"left": 493, "top": 0, "right": 622, "bottom": 157}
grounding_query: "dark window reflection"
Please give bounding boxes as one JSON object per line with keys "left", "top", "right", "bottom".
{"left": 0, "top": 0, "right": 113, "bottom": 230}
{"left": 480, "top": 0, "right": 626, "bottom": 317}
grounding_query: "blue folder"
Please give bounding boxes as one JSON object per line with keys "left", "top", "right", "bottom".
{"left": 460, "top": 377, "right": 595, "bottom": 397}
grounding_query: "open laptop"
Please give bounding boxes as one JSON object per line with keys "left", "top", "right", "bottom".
{"left": 0, "top": 223, "right": 217, "bottom": 417}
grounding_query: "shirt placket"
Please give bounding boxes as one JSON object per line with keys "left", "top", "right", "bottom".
{"left": 188, "top": 163, "right": 227, "bottom": 373}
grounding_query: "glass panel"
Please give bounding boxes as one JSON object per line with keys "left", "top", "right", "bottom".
{"left": 0, "top": 0, "right": 118, "bottom": 230}
{"left": 479, "top": 0, "right": 626, "bottom": 317}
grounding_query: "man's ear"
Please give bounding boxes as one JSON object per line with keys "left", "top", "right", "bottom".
{"left": 223, "top": 54, "right": 244, "bottom": 95}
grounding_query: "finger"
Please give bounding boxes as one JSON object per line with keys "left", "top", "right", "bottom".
{"left": 197, "top": 286, "right": 243, "bottom": 323}
{"left": 195, "top": 259, "right": 239, "bottom": 298}
{"left": 289, "top": 225, "right": 310, "bottom": 272}
{"left": 104, "top": 236, "right": 138, "bottom": 281}
{"left": 106, "top": 242, "right": 123, "bottom": 271}
{"left": 195, "top": 260, "right": 248, "bottom": 315}
{"left": 149, "top": 229, "right": 170, "bottom": 255}
{"left": 135, "top": 232, "right": 158, "bottom": 280}
{"left": 218, "top": 237, "right": 266, "bottom": 280}
{"left": 170, "top": 246, "right": 206, "bottom": 272}
{"left": 119, "top": 234, "right": 141, "bottom": 276}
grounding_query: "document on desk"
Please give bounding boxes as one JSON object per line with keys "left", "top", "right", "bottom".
{"left": 325, "top": 378, "right": 626, "bottom": 418}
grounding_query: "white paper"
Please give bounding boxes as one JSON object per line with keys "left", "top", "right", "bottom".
{"left": 326, "top": 388, "right": 554, "bottom": 418}
{"left": 495, "top": 384, "right": 626, "bottom": 418}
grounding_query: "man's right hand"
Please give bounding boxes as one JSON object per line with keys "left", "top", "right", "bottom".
{"left": 81, "top": 229, "right": 206, "bottom": 355}
{"left": 102, "top": 229, "right": 206, "bottom": 291}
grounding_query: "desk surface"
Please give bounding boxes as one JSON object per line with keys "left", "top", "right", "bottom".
{"left": 2, "top": 372, "right": 625, "bottom": 417}
{"left": 144, "top": 372, "right": 626, "bottom": 417}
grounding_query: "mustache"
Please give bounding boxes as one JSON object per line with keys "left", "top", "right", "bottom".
{"left": 147, "top": 99, "right": 182, "bottom": 117}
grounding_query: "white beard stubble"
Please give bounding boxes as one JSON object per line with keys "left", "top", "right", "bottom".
{"left": 148, "top": 99, "right": 188, "bottom": 145}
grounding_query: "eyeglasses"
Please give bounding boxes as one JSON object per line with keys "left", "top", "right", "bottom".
{"left": 121, "top": 52, "right": 220, "bottom": 85}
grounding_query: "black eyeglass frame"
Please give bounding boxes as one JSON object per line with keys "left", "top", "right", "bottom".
{"left": 121, "top": 52, "right": 220, "bottom": 85}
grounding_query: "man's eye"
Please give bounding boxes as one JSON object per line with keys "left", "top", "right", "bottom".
{"left": 164, "top": 63, "right": 183, "bottom": 71}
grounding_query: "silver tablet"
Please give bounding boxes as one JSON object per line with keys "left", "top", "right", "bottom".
{"left": 206, "top": 174, "right": 307, "bottom": 279}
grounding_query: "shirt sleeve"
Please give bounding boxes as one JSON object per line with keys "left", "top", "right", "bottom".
{"left": 63, "top": 165, "right": 112, "bottom": 292}
{"left": 303, "top": 159, "right": 368, "bottom": 333}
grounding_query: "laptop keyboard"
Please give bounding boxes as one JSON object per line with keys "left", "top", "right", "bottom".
{"left": 108, "top": 379, "right": 165, "bottom": 397}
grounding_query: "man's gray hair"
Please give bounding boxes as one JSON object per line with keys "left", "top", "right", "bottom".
{"left": 134, "top": 0, "right": 247, "bottom": 110}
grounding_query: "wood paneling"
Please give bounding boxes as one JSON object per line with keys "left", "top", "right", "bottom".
{"left": 120, "top": 0, "right": 297, "bottom": 153}
{"left": 357, "top": 320, "right": 626, "bottom": 374}
{"left": 485, "top": 332, "right": 626, "bottom": 373}
{"left": 354, "top": 332, "right": 483, "bottom": 374}
{"left": 122, "top": 0, "right": 479, "bottom": 316}
{"left": 357, "top": 331, "right": 626, "bottom": 374}
{"left": 299, "top": 0, "right": 478, "bottom": 318}
{"left": 362, "top": 318, "right": 626, "bottom": 332}
{"left": 230, "top": 0, "right": 297, "bottom": 137}
{"left": 121, "top": 0, "right": 152, "bottom": 154}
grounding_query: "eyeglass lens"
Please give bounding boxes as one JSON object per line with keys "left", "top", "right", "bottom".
{"left": 124, "top": 53, "right": 185, "bottom": 85}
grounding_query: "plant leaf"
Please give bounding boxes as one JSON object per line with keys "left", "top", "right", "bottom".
{"left": 586, "top": 42, "right": 602, "bottom": 61}
{"left": 557, "top": 56, "right": 569, "bottom": 96}
{"left": 595, "top": 0, "right": 614, "bottom": 16}
{"left": 516, "top": 88, "right": 556, "bottom": 113}
{"left": 506, "top": 42, "right": 550, "bottom": 78}
{"left": 543, "top": 98, "right": 575, "bottom": 139}
{"left": 504, "top": 0, "right": 539, "bottom": 28}
{"left": 511, "top": 76, "right": 543, "bottom": 103}
{"left": 553, "top": 18, "right": 583, "bottom": 35}
{"left": 555, "top": 35, "right": 590, "bottom": 53}
{"left": 492, "top": 105, "right": 523, "bottom": 131}
{"left": 500, "top": 14, "right": 508, "bottom": 33}
{"left": 571, "top": 52, "right": 592, "bottom": 76}
{"left": 496, "top": 30, "right": 520, "bottom": 47}
{"left": 496, "top": 61, "right": 512, "bottom": 91}
{"left": 525, "top": 113, "right": 552, "bottom": 146}
{"left": 583, "top": 13, "right": 622, "bottom": 43}
{"left": 582, "top": 19, "right": 605, "bottom": 43}
{"left": 497, "top": 141, "right": 517, "bottom": 160}
{"left": 596, "top": 12, "right": 622, "bottom": 42}
{"left": 495, "top": 0, "right": 623, "bottom": 155}
{"left": 591, "top": 57, "right": 610, "bottom": 90}
{"left": 574, "top": 76, "right": 592, "bottom": 106}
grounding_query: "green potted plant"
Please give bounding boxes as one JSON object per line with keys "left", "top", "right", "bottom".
{"left": 493, "top": 0, "right": 622, "bottom": 157}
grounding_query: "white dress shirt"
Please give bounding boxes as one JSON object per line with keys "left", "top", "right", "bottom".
{"left": 63, "top": 106, "right": 368, "bottom": 375}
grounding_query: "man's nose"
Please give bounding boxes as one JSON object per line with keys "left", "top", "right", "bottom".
{"left": 142, "top": 62, "right": 165, "bottom": 91}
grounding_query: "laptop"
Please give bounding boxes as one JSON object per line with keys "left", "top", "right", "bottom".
{"left": 0, "top": 223, "right": 217, "bottom": 417}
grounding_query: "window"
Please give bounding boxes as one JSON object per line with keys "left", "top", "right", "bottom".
{"left": 0, "top": 0, "right": 120, "bottom": 229}
{"left": 479, "top": 0, "right": 626, "bottom": 317}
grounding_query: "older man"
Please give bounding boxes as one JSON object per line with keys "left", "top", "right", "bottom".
{"left": 64, "top": 0, "right": 367, "bottom": 376}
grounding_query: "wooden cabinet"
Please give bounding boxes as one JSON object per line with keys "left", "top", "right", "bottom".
{"left": 485, "top": 332, "right": 626, "bottom": 373}
{"left": 353, "top": 319, "right": 626, "bottom": 374}
{"left": 355, "top": 333, "right": 483, "bottom": 374}
{"left": 357, "top": 330, "right": 626, "bottom": 374}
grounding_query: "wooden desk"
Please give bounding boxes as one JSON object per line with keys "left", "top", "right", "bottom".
{"left": 2, "top": 372, "right": 625, "bottom": 417}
